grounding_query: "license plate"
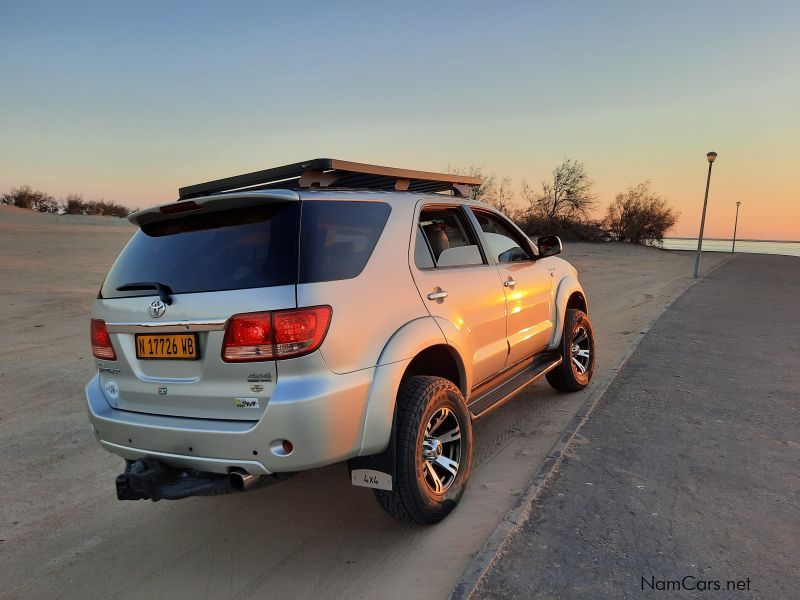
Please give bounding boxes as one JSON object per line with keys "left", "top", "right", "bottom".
{"left": 135, "top": 333, "right": 199, "bottom": 360}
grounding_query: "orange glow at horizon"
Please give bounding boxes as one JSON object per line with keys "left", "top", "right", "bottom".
{"left": 1, "top": 4, "right": 797, "bottom": 241}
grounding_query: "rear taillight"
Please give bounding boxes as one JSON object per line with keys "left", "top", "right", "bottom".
{"left": 274, "top": 306, "right": 332, "bottom": 357}
{"left": 91, "top": 319, "right": 117, "bottom": 360}
{"left": 222, "top": 312, "right": 274, "bottom": 362}
{"left": 222, "top": 306, "right": 332, "bottom": 362}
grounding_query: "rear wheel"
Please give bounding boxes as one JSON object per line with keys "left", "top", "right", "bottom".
{"left": 375, "top": 375, "right": 472, "bottom": 524}
{"left": 546, "top": 309, "right": 595, "bottom": 392}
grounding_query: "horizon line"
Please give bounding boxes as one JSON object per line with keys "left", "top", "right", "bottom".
{"left": 664, "top": 237, "right": 800, "bottom": 244}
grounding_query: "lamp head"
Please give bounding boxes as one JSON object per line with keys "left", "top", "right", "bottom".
{"left": 736, "top": 201, "right": 741, "bottom": 206}
{"left": 707, "top": 151, "right": 718, "bottom": 163}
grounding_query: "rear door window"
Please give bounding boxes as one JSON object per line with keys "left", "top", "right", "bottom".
{"left": 298, "top": 201, "right": 391, "bottom": 283}
{"left": 100, "top": 203, "right": 299, "bottom": 298}
{"left": 419, "top": 207, "right": 484, "bottom": 268}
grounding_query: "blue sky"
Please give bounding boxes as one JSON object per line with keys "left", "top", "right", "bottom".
{"left": 1, "top": 1, "right": 798, "bottom": 238}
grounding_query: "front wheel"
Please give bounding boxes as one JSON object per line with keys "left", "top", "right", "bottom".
{"left": 546, "top": 309, "right": 595, "bottom": 392}
{"left": 375, "top": 375, "right": 472, "bottom": 525}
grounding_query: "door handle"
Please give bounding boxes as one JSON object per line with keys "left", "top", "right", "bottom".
{"left": 503, "top": 279, "right": 517, "bottom": 288}
{"left": 427, "top": 290, "right": 448, "bottom": 300}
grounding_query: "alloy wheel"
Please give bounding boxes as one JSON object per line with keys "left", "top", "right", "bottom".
{"left": 420, "top": 407, "right": 461, "bottom": 494}
{"left": 571, "top": 326, "right": 591, "bottom": 375}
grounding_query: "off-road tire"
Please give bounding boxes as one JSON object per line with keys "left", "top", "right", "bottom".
{"left": 546, "top": 309, "right": 595, "bottom": 392}
{"left": 375, "top": 375, "right": 472, "bottom": 525}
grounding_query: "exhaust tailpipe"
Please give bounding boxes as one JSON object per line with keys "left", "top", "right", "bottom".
{"left": 230, "top": 468, "right": 260, "bottom": 491}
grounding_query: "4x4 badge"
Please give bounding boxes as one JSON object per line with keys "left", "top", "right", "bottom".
{"left": 148, "top": 300, "right": 166, "bottom": 319}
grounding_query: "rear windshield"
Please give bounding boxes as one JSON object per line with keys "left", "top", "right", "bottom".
{"left": 100, "top": 203, "right": 299, "bottom": 298}
{"left": 100, "top": 199, "right": 391, "bottom": 299}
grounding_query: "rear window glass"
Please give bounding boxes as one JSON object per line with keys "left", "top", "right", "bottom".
{"left": 299, "top": 201, "right": 391, "bottom": 283}
{"left": 100, "top": 203, "right": 299, "bottom": 298}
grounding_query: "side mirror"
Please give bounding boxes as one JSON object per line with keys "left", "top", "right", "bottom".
{"left": 498, "top": 246, "right": 530, "bottom": 263}
{"left": 537, "top": 235, "right": 563, "bottom": 258}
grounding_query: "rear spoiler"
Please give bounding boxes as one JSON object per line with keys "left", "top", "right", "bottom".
{"left": 128, "top": 190, "right": 299, "bottom": 227}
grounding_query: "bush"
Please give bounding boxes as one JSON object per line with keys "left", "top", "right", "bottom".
{"left": 2, "top": 187, "right": 134, "bottom": 217}
{"left": 1, "top": 185, "right": 59, "bottom": 213}
{"left": 60, "top": 194, "right": 131, "bottom": 217}
{"left": 91, "top": 199, "right": 131, "bottom": 218}
{"left": 605, "top": 181, "right": 679, "bottom": 245}
{"left": 510, "top": 209, "right": 607, "bottom": 243}
{"left": 63, "top": 193, "right": 87, "bottom": 215}
{"left": 34, "top": 196, "right": 60, "bottom": 214}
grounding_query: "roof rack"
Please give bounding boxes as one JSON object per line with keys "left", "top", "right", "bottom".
{"left": 178, "top": 159, "right": 482, "bottom": 200}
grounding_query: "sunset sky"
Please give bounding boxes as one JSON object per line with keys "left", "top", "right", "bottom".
{"left": 1, "top": 1, "right": 798, "bottom": 240}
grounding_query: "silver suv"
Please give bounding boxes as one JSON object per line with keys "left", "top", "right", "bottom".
{"left": 86, "top": 159, "right": 595, "bottom": 524}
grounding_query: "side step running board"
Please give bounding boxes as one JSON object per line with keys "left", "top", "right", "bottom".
{"left": 468, "top": 354, "right": 562, "bottom": 419}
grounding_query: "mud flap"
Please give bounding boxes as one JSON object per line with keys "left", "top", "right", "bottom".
{"left": 348, "top": 407, "right": 397, "bottom": 491}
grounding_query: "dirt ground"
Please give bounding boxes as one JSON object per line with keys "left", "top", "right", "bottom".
{"left": 0, "top": 206, "right": 726, "bottom": 600}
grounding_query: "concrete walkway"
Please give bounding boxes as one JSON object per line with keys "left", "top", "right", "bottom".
{"left": 474, "top": 254, "right": 800, "bottom": 599}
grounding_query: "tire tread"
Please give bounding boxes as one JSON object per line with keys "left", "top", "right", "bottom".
{"left": 375, "top": 375, "right": 466, "bottom": 524}
{"left": 546, "top": 309, "right": 594, "bottom": 392}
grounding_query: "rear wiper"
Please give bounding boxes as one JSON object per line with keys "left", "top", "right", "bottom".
{"left": 116, "top": 281, "right": 174, "bottom": 305}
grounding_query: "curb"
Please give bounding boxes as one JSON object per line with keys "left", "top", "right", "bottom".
{"left": 450, "top": 254, "right": 735, "bottom": 599}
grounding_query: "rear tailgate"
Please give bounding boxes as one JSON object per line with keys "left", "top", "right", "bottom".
{"left": 94, "top": 195, "right": 298, "bottom": 420}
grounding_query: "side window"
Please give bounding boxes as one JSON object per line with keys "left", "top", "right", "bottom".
{"left": 299, "top": 200, "right": 391, "bottom": 283}
{"left": 418, "top": 207, "right": 484, "bottom": 268}
{"left": 414, "top": 226, "right": 435, "bottom": 269}
{"left": 470, "top": 209, "right": 535, "bottom": 263}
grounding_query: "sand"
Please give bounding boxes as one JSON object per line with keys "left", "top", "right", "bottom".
{"left": 0, "top": 207, "right": 727, "bottom": 600}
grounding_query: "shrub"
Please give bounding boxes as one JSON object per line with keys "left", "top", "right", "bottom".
{"left": 33, "top": 196, "right": 60, "bottom": 214}
{"left": 511, "top": 209, "right": 607, "bottom": 243}
{"left": 606, "top": 181, "right": 679, "bottom": 245}
{"left": 1, "top": 186, "right": 135, "bottom": 217}
{"left": 61, "top": 194, "right": 131, "bottom": 217}
{"left": 91, "top": 199, "right": 130, "bottom": 218}
{"left": 1, "top": 185, "right": 58, "bottom": 212}
{"left": 63, "top": 193, "right": 88, "bottom": 215}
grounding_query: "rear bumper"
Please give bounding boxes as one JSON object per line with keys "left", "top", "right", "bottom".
{"left": 86, "top": 362, "right": 375, "bottom": 475}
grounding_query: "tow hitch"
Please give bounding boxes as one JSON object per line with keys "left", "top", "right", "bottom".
{"left": 115, "top": 460, "right": 291, "bottom": 501}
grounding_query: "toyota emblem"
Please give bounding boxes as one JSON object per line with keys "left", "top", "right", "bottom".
{"left": 148, "top": 299, "right": 167, "bottom": 319}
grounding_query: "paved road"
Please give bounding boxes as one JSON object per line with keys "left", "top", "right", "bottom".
{"left": 476, "top": 254, "right": 800, "bottom": 599}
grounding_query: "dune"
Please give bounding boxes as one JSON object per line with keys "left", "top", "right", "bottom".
{"left": 0, "top": 204, "right": 134, "bottom": 229}
{"left": 0, "top": 204, "right": 41, "bottom": 215}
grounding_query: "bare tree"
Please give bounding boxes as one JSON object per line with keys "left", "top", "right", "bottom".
{"left": 493, "top": 176, "right": 515, "bottom": 213}
{"left": 521, "top": 158, "right": 596, "bottom": 223}
{"left": 606, "top": 181, "right": 679, "bottom": 245}
{"left": 447, "top": 165, "right": 499, "bottom": 206}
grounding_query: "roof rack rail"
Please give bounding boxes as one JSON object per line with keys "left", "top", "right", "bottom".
{"left": 178, "top": 159, "right": 482, "bottom": 200}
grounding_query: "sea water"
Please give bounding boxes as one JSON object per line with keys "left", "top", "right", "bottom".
{"left": 661, "top": 238, "right": 800, "bottom": 257}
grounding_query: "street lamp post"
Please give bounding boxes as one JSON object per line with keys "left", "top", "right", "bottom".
{"left": 732, "top": 201, "right": 742, "bottom": 253}
{"left": 693, "top": 151, "right": 717, "bottom": 278}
